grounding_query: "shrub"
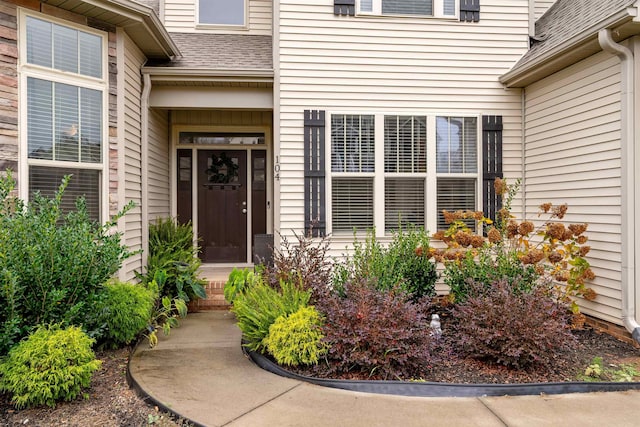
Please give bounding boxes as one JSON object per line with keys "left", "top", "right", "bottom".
{"left": 451, "top": 280, "right": 576, "bottom": 369}
{"left": 0, "top": 324, "right": 102, "bottom": 409}
{"left": 332, "top": 227, "right": 438, "bottom": 301}
{"left": 232, "top": 279, "right": 311, "bottom": 352}
{"left": 262, "top": 229, "right": 332, "bottom": 300}
{"left": 264, "top": 306, "right": 328, "bottom": 366}
{"left": 143, "top": 218, "right": 206, "bottom": 302}
{"left": 144, "top": 270, "right": 188, "bottom": 348}
{"left": 320, "top": 282, "right": 433, "bottom": 380}
{"left": 100, "top": 280, "right": 155, "bottom": 348}
{"left": 224, "top": 267, "right": 257, "bottom": 303}
{"left": 0, "top": 172, "right": 132, "bottom": 349}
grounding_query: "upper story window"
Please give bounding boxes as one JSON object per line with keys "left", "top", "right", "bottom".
{"left": 20, "top": 12, "right": 107, "bottom": 222}
{"left": 359, "top": 0, "right": 457, "bottom": 18}
{"left": 199, "top": 0, "right": 246, "bottom": 26}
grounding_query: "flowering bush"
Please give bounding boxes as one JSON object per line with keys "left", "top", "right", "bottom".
{"left": 430, "top": 178, "right": 596, "bottom": 314}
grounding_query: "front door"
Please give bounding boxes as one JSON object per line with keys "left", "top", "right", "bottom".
{"left": 197, "top": 150, "right": 247, "bottom": 263}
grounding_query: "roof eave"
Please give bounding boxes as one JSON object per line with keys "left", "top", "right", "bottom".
{"left": 500, "top": 9, "right": 638, "bottom": 88}
{"left": 141, "top": 67, "right": 274, "bottom": 83}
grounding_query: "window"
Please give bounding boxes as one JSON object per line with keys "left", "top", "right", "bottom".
{"left": 329, "top": 113, "right": 479, "bottom": 234}
{"left": 358, "top": 0, "right": 457, "bottom": 18}
{"left": 331, "top": 115, "right": 375, "bottom": 232}
{"left": 199, "top": 0, "right": 246, "bottom": 26}
{"left": 21, "top": 14, "right": 106, "bottom": 222}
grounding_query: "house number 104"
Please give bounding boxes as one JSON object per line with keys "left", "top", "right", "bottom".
{"left": 274, "top": 156, "right": 280, "bottom": 181}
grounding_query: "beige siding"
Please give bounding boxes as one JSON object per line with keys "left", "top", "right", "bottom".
{"left": 120, "top": 35, "right": 146, "bottom": 281}
{"left": 171, "top": 110, "right": 273, "bottom": 127}
{"left": 163, "top": 0, "right": 271, "bottom": 34}
{"left": 534, "top": 0, "right": 555, "bottom": 20}
{"left": 148, "top": 108, "right": 170, "bottom": 221}
{"left": 277, "top": 1, "right": 529, "bottom": 244}
{"left": 524, "top": 51, "right": 622, "bottom": 324}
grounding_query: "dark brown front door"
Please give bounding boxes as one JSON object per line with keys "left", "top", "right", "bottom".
{"left": 197, "top": 150, "right": 247, "bottom": 263}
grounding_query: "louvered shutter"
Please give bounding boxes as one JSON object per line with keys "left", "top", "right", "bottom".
{"left": 460, "top": 0, "right": 480, "bottom": 22}
{"left": 304, "top": 110, "right": 326, "bottom": 236}
{"left": 482, "top": 115, "right": 503, "bottom": 225}
{"left": 334, "top": 0, "right": 356, "bottom": 16}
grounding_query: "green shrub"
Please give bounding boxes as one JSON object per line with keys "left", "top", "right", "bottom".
{"left": 264, "top": 306, "right": 328, "bottom": 366}
{"left": 144, "top": 270, "right": 188, "bottom": 348}
{"left": 143, "top": 218, "right": 206, "bottom": 302}
{"left": 224, "top": 267, "right": 257, "bottom": 303}
{"left": 332, "top": 226, "right": 438, "bottom": 301}
{"left": 232, "top": 279, "right": 311, "bottom": 352}
{"left": 0, "top": 324, "right": 102, "bottom": 409}
{"left": 451, "top": 280, "right": 576, "bottom": 369}
{"left": 101, "top": 280, "right": 155, "bottom": 348}
{"left": 0, "top": 172, "right": 132, "bottom": 349}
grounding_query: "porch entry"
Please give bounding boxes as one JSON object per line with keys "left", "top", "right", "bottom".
{"left": 176, "top": 139, "right": 267, "bottom": 264}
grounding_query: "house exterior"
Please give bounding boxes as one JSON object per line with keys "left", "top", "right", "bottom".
{"left": 0, "top": 0, "right": 639, "bottom": 341}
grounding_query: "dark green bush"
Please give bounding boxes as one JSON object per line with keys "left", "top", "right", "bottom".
{"left": 232, "top": 279, "right": 311, "bottom": 352}
{"left": 332, "top": 226, "right": 438, "bottom": 301}
{"left": 143, "top": 218, "right": 206, "bottom": 302}
{"left": 100, "top": 280, "right": 155, "bottom": 348}
{"left": 320, "top": 281, "right": 433, "bottom": 380}
{"left": 451, "top": 280, "right": 576, "bottom": 369}
{"left": 0, "top": 324, "right": 102, "bottom": 409}
{"left": 264, "top": 306, "right": 328, "bottom": 366}
{"left": 0, "top": 173, "right": 132, "bottom": 350}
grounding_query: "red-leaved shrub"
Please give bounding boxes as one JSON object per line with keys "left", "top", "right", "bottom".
{"left": 451, "top": 280, "right": 576, "bottom": 369}
{"left": 319, "top": 282, "right": 433, "bottom": 380}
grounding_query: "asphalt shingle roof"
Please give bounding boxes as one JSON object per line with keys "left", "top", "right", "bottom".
{"left": 149, "top": 33, "right": 273, "bottom": 70}
{"left": 510, "top": 0, "right": 635, "bottom": 72}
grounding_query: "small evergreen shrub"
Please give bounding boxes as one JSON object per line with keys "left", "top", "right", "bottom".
{"left": 320, "top": 282, "right": 433, "bottom": 380}
{"left": 451, "top": 280, "right": 576, "bottom": 369}
{"left": 232, "top": 279, "right": 311, "bottom": 352}
{"left": 264, "top": 306, "right": 328, "bottom": 366}
{"left": 101, "top": 280, "right": 155, "bottom": 348}
{"left": 0, "top": 324, "right": 102, "bottom": 409}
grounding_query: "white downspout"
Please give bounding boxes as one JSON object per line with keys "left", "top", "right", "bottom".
{"left": 598, "top": 29, "right": 640, "bottom": 342}
{"left": 141, "top": 73, "right": 152, "bottom": 269}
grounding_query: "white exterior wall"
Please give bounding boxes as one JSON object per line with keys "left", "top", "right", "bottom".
{"left": 119, "top": 34, "right": 147, "bottom": 282}
{"left": 148, "top": 108, "right": 170, "bottom": 221}
{"left": 162, "top": 0, "right": 271, "bottom": 34}
{"left": 534, "top": 0, "right": 555, "bottom": 20}
{"left": 276, "top": 1, "right": 529, "bottom": 257}
{"left": 524, "top": 51, "right": 623, "bottom": 325}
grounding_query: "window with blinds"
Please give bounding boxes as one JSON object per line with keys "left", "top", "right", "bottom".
{"left": 331, "top": 114, "right": 375, "bottom": 173}
{"left": 199, "top": 0, "right": 245, "bottom": 25}
{"left": 436, "top": 178, "right": 476, "bottom": 231}
{"left": 384, "top": 115, "right": 426, "bottom": 173}
{"left": 332, "top": 178, "right": 374, "bottom": 232}
{"left": 436, "top": 116, "right": 477, "bottom": 174}
{"left": 385, "top": 178, "right": 425, "bottom": 231}
{"left": 358, "top": 0, "right": 457, "bottom": 17}
{"left": 22, "top": 13, "right": 106, "bottom": 222}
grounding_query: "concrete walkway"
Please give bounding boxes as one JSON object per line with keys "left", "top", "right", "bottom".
{"left": 128, "top": 311, "right": 640, "bottom": 427}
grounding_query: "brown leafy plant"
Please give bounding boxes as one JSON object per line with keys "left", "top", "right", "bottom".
{"left": 428, "top": 178, "right": 596, "bottom": 315}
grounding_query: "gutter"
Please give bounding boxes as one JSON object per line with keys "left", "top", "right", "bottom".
{"left": 140, "top": 73, "right": 152, "bottom": 268}
{"left": 598, "top": 29, "right": 640, "bottom": 343}
{"left": 141, "top": 67, "right": 274, "bottom": 83}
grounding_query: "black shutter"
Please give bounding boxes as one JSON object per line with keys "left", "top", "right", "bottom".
{"left": 304, "top": 110, "right": 326, "bottom": 237}
{"left": 460, "top": 0, "right": 480, "bottom": 22}
{"left": 334, "top": 0, "right": 355, "bottom": 16}
{"left": 482, "top": 115, "right": 502, "bottom": 225}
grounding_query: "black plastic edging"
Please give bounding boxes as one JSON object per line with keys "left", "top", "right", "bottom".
{"left": 126, "top": 341, "right": 206, "bottom": 427}
{"left": 243, "top": 346, "right": 640, "bottom": 398}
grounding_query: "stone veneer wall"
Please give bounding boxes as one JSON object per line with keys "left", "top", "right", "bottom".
{"left": 0, "top": 0, "right": 119, "bottom": 216}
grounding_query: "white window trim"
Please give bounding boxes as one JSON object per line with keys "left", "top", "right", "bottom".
{"left": 326, "top": 112, "right": 480, "bottom": 238}
{"left": 17, "top": 9, "right": 109, "bottom": 223}
{"left": 196, "top": 0, "right": 248, "bottom": 30}
{"left": 357, "top": 0, "right": 459, "bottom": 19}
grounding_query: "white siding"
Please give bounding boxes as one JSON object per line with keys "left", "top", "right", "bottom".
{"left": 534, "top": 0, "right": 555, "bottom": 20}
{"left": 121, "top": 36, "right": 146, "bottom": 281}
{"left": 524, "top": 51, "right": 622, "bottom": 324}
{"left": 148, "top": 108, "right": 170, "bottom": 221}
{"left": 163, "top": 0, "right": 271, "bottom": 34}
{"left": 277, "top": 1, "right": 529, "bottom": 249}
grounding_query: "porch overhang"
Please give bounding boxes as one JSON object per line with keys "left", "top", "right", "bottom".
{"left": 500, "top": 10, "right": 640, "bottom": 88}
{"left": 40, "top": 0, "right": 180, "bottom": 59}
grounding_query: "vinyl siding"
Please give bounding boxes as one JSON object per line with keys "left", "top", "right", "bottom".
{"left": 120, "top": 35, "right": 146, "bottom": 282}
{"left": 163, "top": 0, "right": 271, "bottom": 34}
{"left": 171, "top": 110, "right": 273, "bottom": 127}
{"left": 534, "top": 0, "right": 555, "bottom": 20}
{"left": 277, "top": 1, "right": 529, "bottom": 261}
{"left": 148, "top": 108, "right": 170, "bottom": 221}
{"left": 524, "top": 51, "right": 622, "bottom": 325}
